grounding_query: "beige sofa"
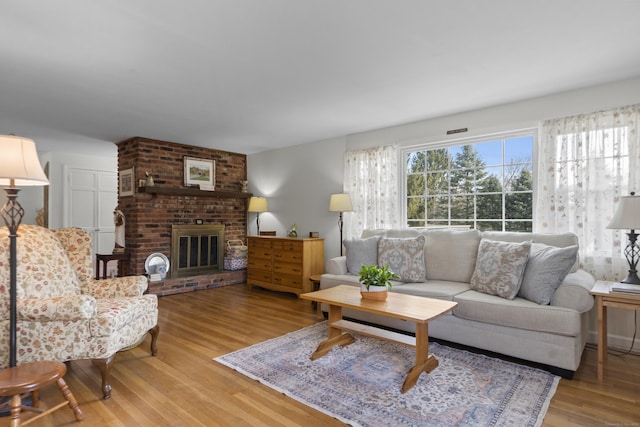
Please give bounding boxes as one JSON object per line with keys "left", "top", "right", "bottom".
{"left": 320, "top": 228, "right": 596, "bottom": 378}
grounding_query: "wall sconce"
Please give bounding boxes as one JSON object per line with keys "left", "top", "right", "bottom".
{"left": 329, "top": 193, "right": 353, "bottom": 256}
{"left": 248, "top": 197, "right": 268, "bottom": 235}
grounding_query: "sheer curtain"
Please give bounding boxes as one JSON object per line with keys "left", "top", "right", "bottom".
{"left": 536, "top": 104, "right": 640, "bottom": 280}
{"left": 343, "top": 145, "right": 400, "bottom": 240}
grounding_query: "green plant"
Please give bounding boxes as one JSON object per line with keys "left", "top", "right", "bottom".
{"left": 358, "top": 264, "right": 399, "bottom": 290}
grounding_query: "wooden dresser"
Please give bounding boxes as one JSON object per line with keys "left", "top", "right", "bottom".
{"left": 247, "top": 236, "right": 324, "bottom": 296}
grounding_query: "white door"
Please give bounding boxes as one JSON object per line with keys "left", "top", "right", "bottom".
{"left": 64, "top": 167, "right": 118, "bottom": 257}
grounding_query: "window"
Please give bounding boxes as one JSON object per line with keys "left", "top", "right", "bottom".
{"left": 404, "top": 132, "right": 534, "bottom": 231}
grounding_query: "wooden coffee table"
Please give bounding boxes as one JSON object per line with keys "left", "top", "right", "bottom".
{"left": 301, "top": 285, "right": 457, "bottom": 393}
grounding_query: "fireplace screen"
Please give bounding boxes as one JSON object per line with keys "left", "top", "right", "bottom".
{"left": 171, "top": 224, "right": 225, "bottom": 277}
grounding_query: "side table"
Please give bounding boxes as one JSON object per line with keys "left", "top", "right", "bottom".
{"left": 0, "top": 361, "right": 84, "bottom": 426}
{"left": 96, "top": 253, "right": 130, "bottom": 280}
{"left": 590, "top": 280, "right": 640, "bottom": 381}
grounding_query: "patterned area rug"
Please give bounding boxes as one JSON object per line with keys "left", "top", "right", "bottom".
{"left": 214, "top": 322, "right": 559, "bottom": 427}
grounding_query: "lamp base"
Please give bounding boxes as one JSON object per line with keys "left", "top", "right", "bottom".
{"left": 621, "top": 271, "right": 640, "bottom": 285}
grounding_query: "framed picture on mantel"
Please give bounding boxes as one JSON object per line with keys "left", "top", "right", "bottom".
{"left": 184, "top": 157, "right": 215, "bottom": 189}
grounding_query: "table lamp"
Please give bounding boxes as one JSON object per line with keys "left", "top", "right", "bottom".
{"left": 329, "top": 193, "right": 353, "bottom": 256}
{"left": 607, "top": 192, "right": 640, "bottom": 285}
{"left": 0, "top": 135, "right": 49, "bottom": 367}
{"left": 248, "top": 197, "right": 268, "bottom": 235}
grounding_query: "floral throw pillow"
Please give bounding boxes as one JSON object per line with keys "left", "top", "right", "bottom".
{"left": 470, "top": 239, "right": 531, "bottom": 299}
{"left": 377, "top": 235, "right": 426, "bottom": 283}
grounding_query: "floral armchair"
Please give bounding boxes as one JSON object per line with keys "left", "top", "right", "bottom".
{"left": 0, "top": 225, "right": 159, "bottom": 399}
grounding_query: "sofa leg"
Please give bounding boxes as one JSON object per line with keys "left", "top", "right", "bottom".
{"left": 92, "top": 354, "right": 116, "bottom": 400}
{"left": 149, "top": 324, "right": 160, "bottom": 356}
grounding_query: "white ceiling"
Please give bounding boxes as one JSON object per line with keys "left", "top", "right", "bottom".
{"left": 2, "top": 1, "right": 640, "bottom": 156}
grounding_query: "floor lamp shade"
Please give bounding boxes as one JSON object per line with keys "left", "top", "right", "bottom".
{"left": 248, "top": 197, "right": 268, "bottom": 235}
{"left": 329, "top": 193, "right": 353, "bottom": 256}
{"left": 0, "top": 135, "right": 49, "bottom": 368}
{"left": 607, "top": 192, "right": 640, "bottom": 285}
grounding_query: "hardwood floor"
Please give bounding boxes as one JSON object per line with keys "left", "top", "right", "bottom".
{"left": 23, "top": 284, "right": 640, "bottom": 426}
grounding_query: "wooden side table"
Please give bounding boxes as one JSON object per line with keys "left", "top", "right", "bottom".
{"left": 590, "top": 280, "right": 640, "bottom": 381}
{"left": 0, "top": 361, "right": 84, "bottom": 426}
{"left": 96, "top": 253, "right": 130, "bottom": 279}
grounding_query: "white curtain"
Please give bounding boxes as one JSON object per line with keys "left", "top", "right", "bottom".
{"left": 536, "top": 104, "right": 640, "bottom": 280}
{"left": 343, "top": 145, "right": 400, "bottom": 240}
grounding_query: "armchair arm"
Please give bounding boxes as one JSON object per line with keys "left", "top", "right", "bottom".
{"left": 18, "top": 295, "right": 97, "bottom": 321}
{"left": 82, "top": 276, "right": 149, "bottom": 298}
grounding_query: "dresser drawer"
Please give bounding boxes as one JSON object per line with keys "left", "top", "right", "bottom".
{"left": 248, "top": 269, "right": 272, "bottom": 282}
{"left": 272, "top": 274, "right": 303, "bottom": 289}
{"left": 272, "top": 240, "right": 303, "bottom": 252}
{"left": 248, "top": 247, "right": 273, "bottom": 259}
{"left": 273, "top": 262, "right": 303, "bottom": 276}
{"left": 248, "top": 259, "right": 272, "bottom": 270}
{"left": 273, "top": 250, "right": 303, "bottom": 263}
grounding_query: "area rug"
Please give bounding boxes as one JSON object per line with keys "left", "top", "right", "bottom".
{"left": 214, "top": 322, "right": 559, "bottom": 427}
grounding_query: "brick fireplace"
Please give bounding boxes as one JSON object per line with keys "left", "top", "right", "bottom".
{"left": 116, "top": 137, "right": 250, "bottom": 295}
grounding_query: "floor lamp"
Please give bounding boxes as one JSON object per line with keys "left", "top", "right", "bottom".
{"left": 607, "top": 192, "right": 640, "bottom": 285}
{"left": 329, "top": 193, "right": 353, "bottom": 256}
{"left": 248, "top": 197, "right": 268, "bottom": 235}
{"left": 0, "top": 135, "right": 49, "bottom": 367}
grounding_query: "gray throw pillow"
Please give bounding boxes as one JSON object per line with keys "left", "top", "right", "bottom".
{"left": 377, "top": 235, "right": 426, "bottom": 282}
{"left": 344, "top": 236, "right": 380, "bottom": 274}
{"left": 470, "top": 239, "right": 531, "bottom": 299}
{"left": 518, "top": 243, "right": 578, "bottom": 305}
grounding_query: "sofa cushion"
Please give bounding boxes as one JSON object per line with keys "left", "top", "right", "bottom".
{"left": 453, "top": 290, "right": 582, "bottom": 336}
{"left": 470, "top": 239, "right": 531, "bottom": 299}
{"left": 482, "top": 230, "right": 579, "bottom": 272}
{"left": 424, "top": 229, "right": 482, "bottom": 283}
{"left": 392, "top": 280, "right": 470, "bottom": 301}
{"left": 519, "top": 243, "right": 579, "bottom": 305}
{"left": 377, "top": 235, "right": 426, "bottom": 282}
{"left": 343, "top": 236, "right": 380, "bottom": 274}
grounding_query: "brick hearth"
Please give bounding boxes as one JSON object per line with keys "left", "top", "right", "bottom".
{"left": 116, "top": 136, "right": 249, "bottom": 295}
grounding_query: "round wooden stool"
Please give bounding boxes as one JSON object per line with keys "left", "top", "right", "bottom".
{"left": 0, "top": 361, "right": 84, "bottom": 426}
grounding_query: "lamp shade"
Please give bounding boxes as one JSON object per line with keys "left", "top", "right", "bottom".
{"left": 329, "top": 193, "right": 353, "bottom": 212}
{"left": 0, "top": 135, "right": 49, "bottom": 186}
{"left": 248, "top": 197, "right": 268, "bottom": 213}
{"left": 607, "top": 194, "right": 640, "bottom": 230}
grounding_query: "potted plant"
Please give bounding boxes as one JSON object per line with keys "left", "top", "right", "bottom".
{"left": 358, "top": 264, "right": 399, "bottom": 301}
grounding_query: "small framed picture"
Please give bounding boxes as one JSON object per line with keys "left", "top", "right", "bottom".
{"left": 119, "top": 167, "right": 135, "bottom": 197}
{"left": 184, "top": 157, "right": 215, "bottom": 188}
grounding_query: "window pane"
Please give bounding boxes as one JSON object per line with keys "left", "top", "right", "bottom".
{"left": 476, "top": 194, "right": 502, "bottom": 219}
{"left": 426, "top": 171, "right": 448, "bottom": 195}
{"left": 505, "top": 136, "right": 533, "bottom": 164}
{"left": 505, "top": 192, "right": 532, "bottom": 219}
{"left": 426, "top": 196, "right": 448, "bottom": 219}
{"left": 406, "top": 151, "right": 425, "bottom": 173}
{"left": 477, "top": 221, "right": 502, "bottom": 231}
{"left": 427, "top": 148, "right": 449, "bottom": 169}
{"left": 407, "top": 174, "right": 424, "bottom": 196}
{"left": 477, "top": 167, "right": 503, "bottom": 193}
{"left": 475, "top": 140, "right": 502, "bottom": 167}
{"left": 408, "top": 220, "right": 425, "bottom": 227}
{"left": 451, "top": 195, "right": 474, "bottom": 219}
{"left": 506, "top": 221, "right": 532, "bottom": 232}
{"left": 407, "top": 197, "right": 424, "bottom": 221}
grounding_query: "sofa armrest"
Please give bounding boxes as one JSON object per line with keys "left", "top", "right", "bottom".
{"left": 18, "top": 295, "right": 97, "bottom": 321}
{"left": 550, "top": 269, "right": 596, "bottom": 313}
{"left": 326, "top": 256, "right": 348, "bottom": 275}
{"left": 82, "top": 276, "right": 149, "bottom": 298}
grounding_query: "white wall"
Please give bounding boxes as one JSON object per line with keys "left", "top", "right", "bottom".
{"left": 248, "top": 76, "right": 640, "bottom": 351}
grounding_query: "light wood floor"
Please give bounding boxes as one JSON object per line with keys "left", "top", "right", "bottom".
{"left": 18, "top": 284, "right": 640, "bottom": 426}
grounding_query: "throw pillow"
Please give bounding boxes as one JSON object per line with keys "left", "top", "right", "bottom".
{"left": 377, "top": 235, "right": 426, "bottom": 282}
{"left": 344, "top": 236, "right": 380, "bottom": 274}
{"left": 518, "top": 243, "right": 579, "bottom": 305}
{"left": 470, "top": 239, "right": 531, "bottom": 299}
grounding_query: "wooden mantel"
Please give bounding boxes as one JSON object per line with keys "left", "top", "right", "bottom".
{"left": 138, "top": 186, "right": 253, "bottom": 199}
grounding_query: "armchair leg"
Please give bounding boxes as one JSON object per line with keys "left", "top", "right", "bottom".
{"left": 149, "top": 324, "right": 160, "bottom": 356}
{"left": 92, "top": 354, "right": 116, "bottom": 400}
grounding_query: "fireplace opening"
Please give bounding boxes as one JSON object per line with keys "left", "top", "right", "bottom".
{"left": 171, "top": 224, "right": 225, "bottom": 277}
